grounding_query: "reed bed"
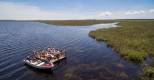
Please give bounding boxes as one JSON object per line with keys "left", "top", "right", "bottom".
{"left": 89, "top": 20, "right": 154, "bottom": 63}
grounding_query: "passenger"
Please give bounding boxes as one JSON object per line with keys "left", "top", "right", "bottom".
{"left": 55, "top": 54, "right": 60, "bottom": 59}
{"left": 49, "top": 49, "right": 53, "bottom": 54}
{"left": 50, "top": 53, "right": 54, "bottom": 57}
{"left": 47, "top": 48, "right": 50, "bottom": 52}
{"left": 36, "top": 52, "right": 40, "bottom": 58}
{"left": 47, "top": 56, "right": 52, "bottom": 61}
{"left": 53, "top": 48, "right": 55, "bottom": 52}
{"left": 44, "top": 51, "right": 47, "bottom": 54}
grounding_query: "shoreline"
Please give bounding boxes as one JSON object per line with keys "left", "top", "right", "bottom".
{"left": 89, "top": 20, "right": 154, "bottom": 63}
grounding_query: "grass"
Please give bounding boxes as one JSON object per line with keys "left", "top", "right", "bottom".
{"left": 140, "top": 66, "right": 154, "bottom": 80}
{"left": 38, "top": 20, "right": 114, "bottom": 26}
{"left": 89, "top": 20, "right": 154, "bottom": 63}
{"left": 143, "top": 66, "right": 154, "bottom": 77}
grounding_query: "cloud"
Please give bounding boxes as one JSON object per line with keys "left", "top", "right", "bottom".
{"left": 0, "top": 1, "right": 154, "bottom": 20}
{"left": 125, "top": 10, "right": 145, "bottom": 15}
{"left": 0, "top": 1, "right": 89, "bottom": 20}
{"left": 99, "top": 11, "right": 112, "bottom": 17}
{"left": 149, "top": 9, "right": 154, "bottom": 13}
{"left": 0, "top": 2, "right": 59, "bottom": 20}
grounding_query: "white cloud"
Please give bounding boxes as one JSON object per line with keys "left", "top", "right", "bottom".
{"left": 99, "top": 11, "right": 112, "bottom": 17}
{"left": 125, "top": 10, "right": 145, "bottom": 15}
{"left": 149, "top": 9, "right": 154, "bottom": 13}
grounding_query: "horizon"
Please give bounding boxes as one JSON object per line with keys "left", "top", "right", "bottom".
{"left": 1, "top": 18, "right": 154, "bottom": 21}
{"left": 0, "top": 0, "right": 154, "bottom": 20}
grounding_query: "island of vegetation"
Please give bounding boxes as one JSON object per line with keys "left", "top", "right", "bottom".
{"left": 38, "top": 20, "right": 114, "bottom": 26}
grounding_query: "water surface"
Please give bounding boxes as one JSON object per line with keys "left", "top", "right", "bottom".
{"left": 0, "top": 21, "right": 141, "bottom": 80}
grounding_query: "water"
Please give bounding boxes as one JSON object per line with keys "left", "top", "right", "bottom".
{"left": 0, "top": 21, "right": 141, "bottom": 80}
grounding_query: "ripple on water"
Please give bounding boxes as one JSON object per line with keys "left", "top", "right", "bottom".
{"left": 0, "top": 21, "right": 140, "bottom": 80}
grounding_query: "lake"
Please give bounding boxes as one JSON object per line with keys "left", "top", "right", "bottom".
{"left": 0, "top": 21, "right": 141, "bottom": 80}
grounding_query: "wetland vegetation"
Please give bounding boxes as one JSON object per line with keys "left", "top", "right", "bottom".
{"left": 89, "top": 20, "right": 154, "bottom": 63}
{"left": 38, "top": 20, "right": 114, "bottom": 26}
{"left": 88, "top": 20, "right": 154, "bottom": 79}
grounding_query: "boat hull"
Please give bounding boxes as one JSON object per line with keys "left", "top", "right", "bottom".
{"left": 23, "top": 60, "right": 53, "bottom": 70}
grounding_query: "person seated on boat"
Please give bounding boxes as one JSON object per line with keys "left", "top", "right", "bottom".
{"left": 34, "top": 52, "right": 39, "bottom": 58}
{"left": 53, "top": 48, "right": 56, "bottom": 53}
{"left": 50, "top": 53, "right": 55, "bottom": 58}
{"left": 46, "top": 49, "right": 54, "bottom": 57}
{"left": 44, "top": 55, "right": 49, "bottom": 61}
{"left": 46, "top": 51, "right": 50, "bottom": 56}
{"left": 49, "top": 49, "right": 54, "bottom": 55}
{"left": 47, "top": 53, "right": 54, "bottom": 59}
{"left": 47, "top": 48, "right": 54, "bottom": 54}
{"left": 41, "top": 50, "right": 45, "bottom": 54}
{"left": 39, "top": 52, "right": 44, "bottom": 59}
{"left": 43, "top": 52, "right": 46, "bottom": 56}
{"left": 46, "top": 56, "right": 52, "bottom": 62}
{"left": 52, "top": 48, "right": 55, "bottom": 52}
{"left": 47, "top": 48, "right": 51, "bottom": 52}
{"left": 29, "top": 57, "right": 36, "bottom": 63}
{"left": 45, "top": 51, "right": 48, "bottom": 56}
{"left": 54, "top": 53, "right": 60, "bottom": 59}
{"left": 55, "top": 49, "right": 59, "bottom": 53}
{"left": 35, "top": 52, "right": 39, "bottom": 58}
{"left": 57, "top": 50, "right": 60, "bottom": 53}
{"left": 39, "top": 53, "right": 43, "bottom": 59}
{"left": 50, "top": 48, "right": 53, "bottom": 52}
{"left": 46, "top": 51, "right": 50, "bottom": 57}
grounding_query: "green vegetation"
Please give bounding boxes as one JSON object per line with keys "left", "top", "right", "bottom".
{"left": 89, "top": 20, "right": 154, "bottom": 63}
{"left": 143, "top": 66, "right": 154, "bottom": 77}
{"left": 38, "top": 20, "right": 114, "bottom": 26}
{"left": 140, "top": 64, "right": 154, "bottom": 80}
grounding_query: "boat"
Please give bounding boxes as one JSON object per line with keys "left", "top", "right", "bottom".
{"left": 23, "top": 47, "right": 66, "bottom": 70}
{"left": 23, "top": 59, "right": 54, "bottom": 70}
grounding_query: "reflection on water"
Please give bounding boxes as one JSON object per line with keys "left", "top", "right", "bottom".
{"left": 0, "top": 21, "right": 140, "bottom": 80}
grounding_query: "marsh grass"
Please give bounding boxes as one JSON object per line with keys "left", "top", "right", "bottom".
{"left": 38, "top": 20, "right": 114, "bottom": 26}
{"left": 139, "top": 66, "right": 154, "bottom": 80}
{"left": 89, "top": 20, "right": 154, "bottom": 63}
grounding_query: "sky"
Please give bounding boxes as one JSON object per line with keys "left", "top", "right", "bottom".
{"left": 0, "top": 0, "right": 154, "bottom": 20}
